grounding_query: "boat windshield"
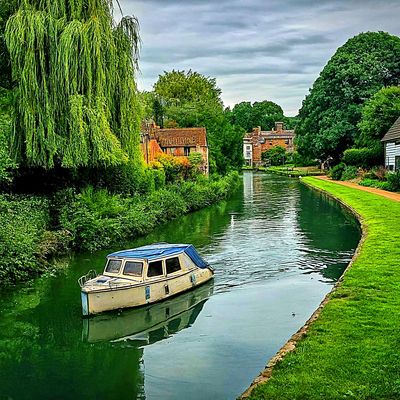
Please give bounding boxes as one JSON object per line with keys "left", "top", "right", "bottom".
{"left": 105, "top": 259, "right": 122, "bottom": 274}
{"left": 123, "top": 261, "right": 143, "bottom": 277}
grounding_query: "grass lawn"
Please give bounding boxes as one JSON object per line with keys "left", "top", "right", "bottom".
{"left": 248, "top": 177, "right": 400, "bottom": 400}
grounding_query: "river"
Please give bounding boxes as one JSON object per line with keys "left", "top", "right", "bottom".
{"left": 0, "top": 172, "right": 360, "bottom": 399}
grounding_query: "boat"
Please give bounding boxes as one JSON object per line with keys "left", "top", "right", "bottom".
{"left": 82, "top": 281, "right": 213, "bottom": 343}
{"left": 78, "top": 243, "right": 214, "bottom": 316}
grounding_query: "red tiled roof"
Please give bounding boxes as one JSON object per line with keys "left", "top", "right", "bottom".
{"left": 152, "top": 127, "right": 207, "bottom": 147}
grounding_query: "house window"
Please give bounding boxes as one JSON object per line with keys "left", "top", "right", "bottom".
{"left": 184, "top": 147, "right": 191, "bottom": 156}
{"left": 395, "top": 156, "right": 400, "bottom": 171}
{"left": 246, "top": 145, "right": 251, "bottom": 150}
{"left": 285, "top": 139, "right": 289, "bottom": 145}
{"left": 123, "top": 261, "right": 143, "bottom": 277}
{"left": 148, "top": 260, "right": 163, "bottom": 277}
{"left": 389, "top": 165, "right": 394, "bottom": 171}
{"left": 105, "top": 259, "right": 122, "bottom": 274}
{"left": 166, "top": 257, "right": 181, "bottom": 274}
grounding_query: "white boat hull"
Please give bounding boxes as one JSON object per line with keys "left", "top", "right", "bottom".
{"left": 82, "top": 267, "right": 213, "bottom": 315}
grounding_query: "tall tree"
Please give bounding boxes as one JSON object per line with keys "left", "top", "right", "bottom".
{"left": 295, "top": 32, "right": 400, "bottom": 161}
{"left": 0, "top": 0, "right": 17, "bottom": 90}
{"left": 5, "top": 0, "right": 142, "bottom": 169}
{"left": 357, "top": 86, "right": 400, "bottom": 149}
{"left": 252, "top": 100, "right": 283, "bottom": 130}
{"left": 229, "top": 100, "right": 289, "bottom": 132}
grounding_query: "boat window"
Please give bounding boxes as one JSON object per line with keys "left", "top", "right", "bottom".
{"left": 166, "top": 257, "right": 181, "bottom": 274}
{"left": 148, "top": 260, "right": 163, "bottom": 277}
{"left": 105, "top": 259, "right": 122, "bottom": 274}
{"left": 124, "top": 261, "right": 143, "bottom": 277}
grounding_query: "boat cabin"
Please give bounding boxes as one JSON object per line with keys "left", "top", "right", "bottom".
{"left": 79, "top": 243, "right": 213, "bottom": 315}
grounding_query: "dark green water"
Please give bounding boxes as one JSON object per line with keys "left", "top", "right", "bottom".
{"left": 0, "top": 173, "right": 360, "bottom": 399}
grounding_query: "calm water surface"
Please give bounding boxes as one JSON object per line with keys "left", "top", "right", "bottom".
{"left": 0, "top": 173, "right": 360, "bottom": 399}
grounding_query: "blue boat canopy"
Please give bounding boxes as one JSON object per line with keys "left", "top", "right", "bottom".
{"left": 107, "top": 243, "right": 210, "bottom": 269}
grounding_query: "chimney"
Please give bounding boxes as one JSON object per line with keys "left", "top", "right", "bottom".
{"left": 275, "top": 122, "right": 284, "bottom": 133}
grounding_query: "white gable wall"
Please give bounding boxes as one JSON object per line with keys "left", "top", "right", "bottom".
{"left": 385, "top": 141, "right": 400, "bottom": 170}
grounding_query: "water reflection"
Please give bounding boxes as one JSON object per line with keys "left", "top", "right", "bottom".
{"left": 83, "top": 282, "right": 213, "bottom": 345}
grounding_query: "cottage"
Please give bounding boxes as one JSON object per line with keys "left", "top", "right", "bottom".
{"left": 140, "top": 122, "right": 209, "bottom": 174}
{"left": 382, "top": 116, "right": 400, "bottom": 171}
{"left": 243, "top": 122, "right": 295, "bottom": 167}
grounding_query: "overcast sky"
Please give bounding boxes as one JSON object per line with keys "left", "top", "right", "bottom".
{"left": 119, "top": 0, "right": 400, "bottom": 116}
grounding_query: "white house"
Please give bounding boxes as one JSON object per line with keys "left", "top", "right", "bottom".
{"left": 382, "top": 116, "right": 400, "bottom": 171}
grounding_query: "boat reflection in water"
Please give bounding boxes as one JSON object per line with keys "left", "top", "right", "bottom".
{"left": 82, "top": 281, "right": 213, "bottom": 345}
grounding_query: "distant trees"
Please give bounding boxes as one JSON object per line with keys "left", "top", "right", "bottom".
{"left": 295, "top": 32, "right": 400, "bottom": 162}
{"left": 146, "top": 70, "right": 244, "bottom": 174}
{"left": 228, "top": 100, "right": 296, "bottom": 132}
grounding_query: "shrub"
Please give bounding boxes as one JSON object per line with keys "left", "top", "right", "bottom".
{"left": 261, "top": 146, "right": 286, "bottom": 166}
{"left": 387, "top": 172, "right": 400, "bottom": 192}
{"left": 342, "top": 147, "right": 382, "bottom": 168}
{"left": 329, "top": 163, "right": 346, "bottom": 180}
{"left": 341, "top": 165, "right": 358, "bottom": 181}
{"left": 359, "top": 179, "right": 391, "bottom": 191}
{"left": 0, "top": 195, "right": 50, "bottom": 284}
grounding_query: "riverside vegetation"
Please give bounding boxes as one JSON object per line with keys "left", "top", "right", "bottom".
{"left": 0, "top": 172, "right": 239, "bottom": 286}
{"left": 249, "top": 177, "right": 400, "bottom": 400}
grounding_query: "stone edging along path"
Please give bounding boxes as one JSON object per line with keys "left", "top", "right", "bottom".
{"left": 240, "top": 177, "right": 369, "bottom": 399}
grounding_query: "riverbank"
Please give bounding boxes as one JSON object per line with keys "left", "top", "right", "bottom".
{"left": 243, "top": 166, "right": 323, "bottom": 177}
{"left": 0, "top": 172, "right": 240, "bottom": 286}
{"left": 246, "top": 176, "right": 400, "bottom": 399}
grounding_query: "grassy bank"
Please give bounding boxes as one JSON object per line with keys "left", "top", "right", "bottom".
{"left": 248, "top": 176, "right": 400, "bottom": 400}
{"left": 0, "top": 172, "right": 240, "bottom": 286}
{"left": 266, "top": 166, "right": 324, "bottom": 177}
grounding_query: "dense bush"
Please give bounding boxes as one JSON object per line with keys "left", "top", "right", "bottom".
{"left": 59, "top": 172, "right": 240, "bottom": 252}
{"left": 288, "top": 151, "right": 318, "bottom": 167}
{"left": 329, "top": 163, "right": 346, "bottom": 180}
{"left": 342, "top": 147, "right": 382, "bottom": 168}
{"left": 0, "top": 195, "right": 50, "bottom": 284}
{"left": 261, "top": 146, "right": 286, "bottom": 166}
{"left": 341, "top": 165, "right": 358, "bottom": 181}
{"left": 359, "top": 179, "right": 391, "bottom": 191}
{"left": 387, "top": 172, "right": 400, "bottom": 192}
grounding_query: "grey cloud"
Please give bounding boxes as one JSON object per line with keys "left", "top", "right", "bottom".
{"left": 120, "top": 0, "right": 400, "bottom": 116}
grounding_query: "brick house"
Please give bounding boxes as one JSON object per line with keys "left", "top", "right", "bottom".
{"left": 243, "top": 122, "right": 295, "bottom": 167}
{"left": 140, "top": 122, "right": 209, "bottom": 174}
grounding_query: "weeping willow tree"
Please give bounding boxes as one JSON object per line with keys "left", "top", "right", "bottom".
{"left": 5, "top": 0, "right": 143, "bottom": 169}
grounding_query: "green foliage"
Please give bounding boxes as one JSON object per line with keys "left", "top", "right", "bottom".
{"left": 359, "top": 178, "right": 391, "bottom": 191}
{"left": 229, "top": 100, "right": 285, "bottom": 132}
{"left": 59, "top": 172, "right": 240, "bottom": 252}
{"left": 0, "top": 195, "right": 49, "bottom": 284}
{"left": 387, "top": 171, "right": 400, "bottom": 192}
{"left": 295, "top": 32, "right": 400, "bottom": 161}
{"left": 342, "top": 147, "right": 382, "bottom": 168}
{"left": 0, "top": 88, "right": 16, "bottom": 183}
{"left": 328, "top": 162, "right": 346, "bottom": 180}
{"left": 5, "top": 0, "right": 142, "bottom": 169}
{"left": 261, "top": 145, "right": 286, "bottom": 166}
{"left": 357, "top": 86, "right": 400, "bottom": 149}
{"left": 288, "top": 151, "right": 318, "bottom": 167}
{"left": 341, "top": 165, "right": 358, "bottom": 181}
{"left": 0, "top": 0, "right": 17, "bottom": 90}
